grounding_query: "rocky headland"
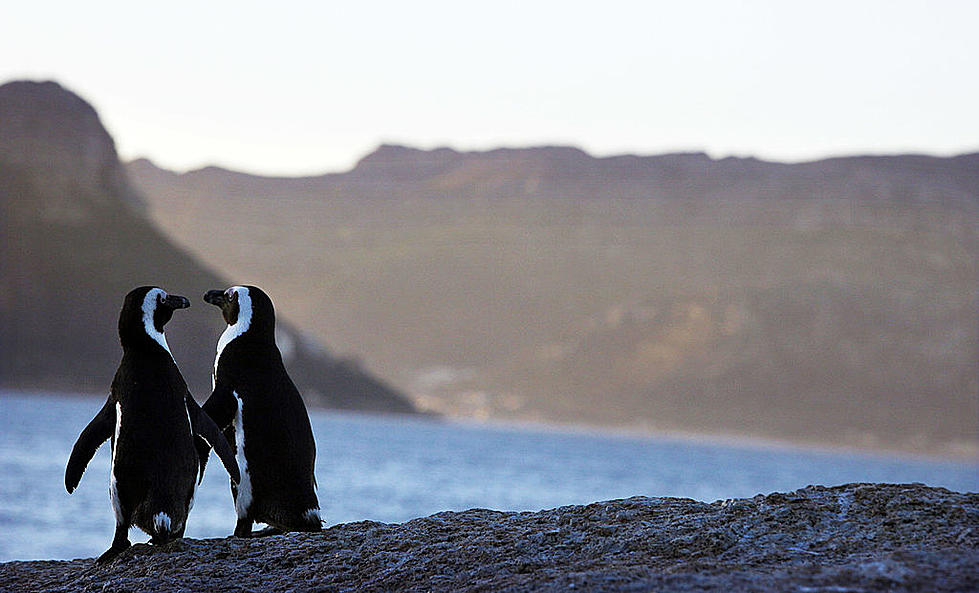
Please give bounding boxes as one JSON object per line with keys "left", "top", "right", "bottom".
{"left": 0, "top": 80, "right": 415, "bottom": 414}
{"left": 2, "top": 483, "right": 976, "bottom": 592}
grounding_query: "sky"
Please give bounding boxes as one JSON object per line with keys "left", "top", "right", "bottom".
{"left": 3, "top": 0, "right": 978, "bottom": 176}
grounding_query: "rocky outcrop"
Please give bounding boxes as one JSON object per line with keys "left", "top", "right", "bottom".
{"left": 2, "top": 483, "right": 976, "bottom": 592}
{"left": 0, "top": 80, "right": 145, "bottom": 220}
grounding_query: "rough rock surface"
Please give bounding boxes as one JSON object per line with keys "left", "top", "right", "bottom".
{"left": 2, "top": 483, "right": 976, "bottom": 592}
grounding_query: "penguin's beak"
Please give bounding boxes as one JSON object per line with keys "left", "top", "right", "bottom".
{"left": 204, "top": 290, "right": 227, "bottom": 306}
{"left": 163, "top": 294, "right": 191, "bottom": 310}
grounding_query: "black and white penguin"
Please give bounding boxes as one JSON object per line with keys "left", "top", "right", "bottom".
{"left": 202, "top": 285, "right": 322, "bottom": 537}
{"left": 65, "top": 286, "right": 241, "bottom": 564}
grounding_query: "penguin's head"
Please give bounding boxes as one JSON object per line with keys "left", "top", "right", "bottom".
{"left": 204, "top": 285, "right": 276, "bottom": 338}
{"left": 119, "top": 286, "right": 190, "bottom": 351}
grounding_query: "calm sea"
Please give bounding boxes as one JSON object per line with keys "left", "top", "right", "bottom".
{"left": 1, "top": 391, "right": 976, "bottom": 562}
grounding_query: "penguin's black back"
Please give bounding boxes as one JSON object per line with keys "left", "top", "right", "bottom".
{"left": 112, "top": 288, "right": 198, "bottom": 534}
{"left": 114, "top": 348, "right": 196, "bottom": 460}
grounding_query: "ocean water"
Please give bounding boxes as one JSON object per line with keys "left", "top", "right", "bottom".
{"left": 1, "top": 391, "right": 976, "bottom": 562}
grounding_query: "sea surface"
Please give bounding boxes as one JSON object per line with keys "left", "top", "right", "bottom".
{"left": 1, "top": 391, "right": 976, "bottom": 562}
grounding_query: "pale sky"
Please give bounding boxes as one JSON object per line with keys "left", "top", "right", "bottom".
{"left": 3, "top": 0, "right": 977, "bottom": 176}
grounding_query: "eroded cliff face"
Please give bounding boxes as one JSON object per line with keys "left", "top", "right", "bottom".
{"left": 2, "top": 483, "right": 976, "bottom": 592}
{"left": 0, "top": 80, "right": 144, "bottom": 222}
{"left": 0, "top": 80, "right": 413, "bottom": 413}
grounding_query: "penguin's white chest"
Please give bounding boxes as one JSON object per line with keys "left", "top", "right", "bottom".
{"left": 233, "top": 391, "right": 253, "bottom": 518}
{"left": 109, "top": 401, "right": 123, "bottom": 524}
{"left": 184, "top": 401, "right": 198, "bottom": 513}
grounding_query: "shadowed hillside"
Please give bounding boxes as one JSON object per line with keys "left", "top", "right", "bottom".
{"left": 0, "top": 80, "right": 415, "bottom": 415}
{"left": 128, "top": 143, "right": 978, "bottom": 455}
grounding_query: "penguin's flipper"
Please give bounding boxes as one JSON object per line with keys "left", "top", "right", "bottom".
{"left": 193, "top": 433, "right": 210, "bottom": 483}
{"left": 198, "top": 383, "right": 239, "bottom": 482}
{"left": 187, "top": 394, "right": 241, "bottom": 485}
{"left": 65, "top": 396, "right": 116, "bottom": 494}
{"left": 202, "top": 382, "right": 237, "bottom": 432}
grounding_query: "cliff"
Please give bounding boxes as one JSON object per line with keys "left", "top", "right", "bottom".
{"left": 1, "top": 483, "right": 976, "bottom": 592}
{"left": 0, "top": 80, "right": 415, "bottom": 414}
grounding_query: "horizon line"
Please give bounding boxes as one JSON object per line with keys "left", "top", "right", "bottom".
{"left": 126, "top": 142, "right": 979, "bottom": 180}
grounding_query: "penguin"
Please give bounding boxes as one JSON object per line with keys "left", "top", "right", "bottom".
{"left": 202, "top": 285, "right": 322, "bottom": 537}
{"left": 65, "top": 286, "right": 241, "bottom": 564}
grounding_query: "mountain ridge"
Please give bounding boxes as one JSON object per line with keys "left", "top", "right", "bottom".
{"left": 133, "top": 142, "right": 979, "bottom": 180}
{"left": 129, "top": 144, "right": 979, "bottom": 217}
{"left": 128, "top": 133, "right": 977, "bottom": 455}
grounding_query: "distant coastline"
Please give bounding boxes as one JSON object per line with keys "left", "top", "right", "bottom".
{"left": 6, "top": 389, "right": 976, "bottom": 462}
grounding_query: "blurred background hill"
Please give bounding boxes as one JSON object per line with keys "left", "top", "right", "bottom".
{"left": 0, "top": 80, "right": 414, "bottom": 414}
{"left": 1, "top": 79, "right": 975, "bottom": 456}
{"left": 127, "top": 140, "right": 978, "bottom": 456}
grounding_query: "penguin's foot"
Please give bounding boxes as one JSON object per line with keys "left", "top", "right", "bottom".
{"left": 95, "top": 540, "right": 130, "bottom": 565}
{"left": 233, "top": 518, "right": 253, "bottom": 538}
{"left": 97, "top": 524, "right": 132, "bottom": 565}
{"left": 149, "top": 534, "right": 173, "bottom": 546}
{"left": 251, "top": 526, "right": 283, "bottom": 538}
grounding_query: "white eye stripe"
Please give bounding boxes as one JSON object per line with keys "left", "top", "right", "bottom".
{"left": 141, "top": 288, "right": 172, "bottom": 354}
{"left": 215, "top": 286, "right": 252, "bottom": 366}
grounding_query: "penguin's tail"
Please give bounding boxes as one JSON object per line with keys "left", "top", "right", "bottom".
{"left": 149, "top": 512, "right": 181, "bottom": 545}
{"left": 301, "top": 507, "right": 324, "bottom": 531}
